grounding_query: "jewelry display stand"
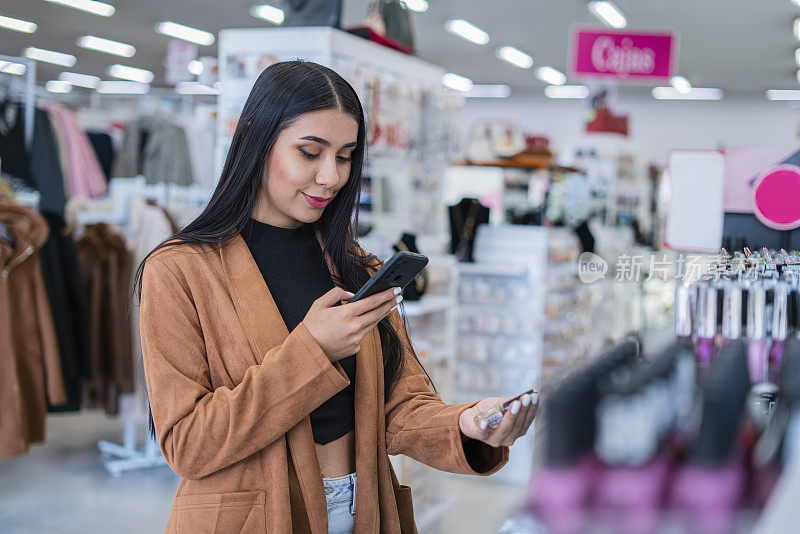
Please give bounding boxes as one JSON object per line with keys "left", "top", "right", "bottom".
{"left": 448, "top": 198, "right": 490, "bottom": 262}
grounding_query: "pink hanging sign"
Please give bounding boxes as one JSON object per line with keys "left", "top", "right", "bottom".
{"left": 751, "top": 164, "right": 800, "bottom": 230}
{"left": 570, "top": 27, "right": 676, "bottom": 81}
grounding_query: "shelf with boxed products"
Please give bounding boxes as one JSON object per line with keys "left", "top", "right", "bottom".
{"left": 452, "top": 225, "right": 548, "bottom": 485}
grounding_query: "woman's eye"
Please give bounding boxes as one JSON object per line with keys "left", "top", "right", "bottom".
{"left": 337, "top": 155, "right": 352, "bottom": 164}
{"left": 299, "top": 149, "right": 319, "bottom": 160}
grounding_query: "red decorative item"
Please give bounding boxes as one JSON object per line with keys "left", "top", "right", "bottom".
{"left": 345, "top": 26, "right": 413, "bottom": 54}
{"left": 586, "top": 108, "right": 629, "bottom": 136}
{"left": 525, "top": 135, "right": 550, "bottom": 153}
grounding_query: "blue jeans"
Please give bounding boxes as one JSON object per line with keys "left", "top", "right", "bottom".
{"left": 323, "top": 473, "right": 356, "bottom": 534}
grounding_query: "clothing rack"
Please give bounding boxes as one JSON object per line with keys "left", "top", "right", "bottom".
{"left": 0, "top": 54, "right": 36, "bottom": 149}
{"left": 84, "top": 176, "right": 209, "bottom": 476}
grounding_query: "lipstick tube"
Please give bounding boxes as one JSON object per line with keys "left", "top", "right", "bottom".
{"left": 770, "top": 282, "right": 789, "bottom": 381}
{"left": 694, "top": 284, "right": 717, "bottom": 369}
{"left": 675, "top": 284, "right": 692, "bottom": 340}
{"left": 747, "top": 284, "right": 769, "bottom": 383}
{"left": 721, "top": 282, "right": 742, "bottom": 345}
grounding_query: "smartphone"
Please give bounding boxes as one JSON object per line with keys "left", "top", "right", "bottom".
{"left": 348, "top": 251, "right": 429, "bottom": 303}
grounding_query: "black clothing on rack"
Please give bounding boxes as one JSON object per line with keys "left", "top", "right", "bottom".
{"left": 87, "top": 132, "right": 114, "bottom": 181}
{"left": 29, "top": 109, "right": 67, "bottom": 216}
{"left": 0, "top": 102, "right": 31, "bottom": 183}
{"left": 40, "top": 212, "right": 91, "bottom": 411}
{"left": 0, "top": 104, "right": 67, "bottom": 216}
{"left": 242, "top": 218, "right": 356, "bottom": 445}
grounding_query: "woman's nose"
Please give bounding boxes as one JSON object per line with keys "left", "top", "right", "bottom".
{"left": 316, "top": 157, "right": 340, "bottom": 188}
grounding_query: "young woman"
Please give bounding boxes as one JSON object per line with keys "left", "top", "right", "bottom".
{"left": 138, "top": 60, "right": 536, "bottom": 534}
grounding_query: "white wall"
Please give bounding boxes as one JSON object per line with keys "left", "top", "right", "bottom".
{"left": 461, "top": 95, "right": 800, "bottom": 166}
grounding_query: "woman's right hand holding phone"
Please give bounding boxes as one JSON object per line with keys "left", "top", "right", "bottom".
{"left": 303, "top": 287, "right": 402, "bottom": 362}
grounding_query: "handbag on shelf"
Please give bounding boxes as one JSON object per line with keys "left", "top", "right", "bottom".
{"left": 465, "top": 121, "right": 527, "bottom": 162}
{"left": 281, "top": 0, "right": 342, "bottom": 28}
{"left": 378, "top": 0, "right": 415, "bottom": 52}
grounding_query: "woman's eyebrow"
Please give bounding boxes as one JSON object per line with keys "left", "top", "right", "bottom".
{"left": 299, "top": 135, "right": 357, "bottom": 149}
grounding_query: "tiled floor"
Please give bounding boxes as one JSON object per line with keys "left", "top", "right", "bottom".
{"left": 0, "top": 412, "right": 525, "bottom": 533}
{"left": 0, "top": 413, "right": 177, "bottom": 534}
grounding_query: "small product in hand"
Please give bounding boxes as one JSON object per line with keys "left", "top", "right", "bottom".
{"left": 473, "top": 389, "right": 539, "bottom": 429}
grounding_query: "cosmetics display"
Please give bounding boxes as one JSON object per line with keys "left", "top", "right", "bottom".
{"left": 526, "top": 341, "right": 641, "bottom": 533}
{"left": 500, "top": 248, "right": 800, "bottom": 534}
{"left": 502, "top": 337, "right": 774, "bottom": 534}
{"left": 679, "top": 247, "right": 800, "bottom": 384}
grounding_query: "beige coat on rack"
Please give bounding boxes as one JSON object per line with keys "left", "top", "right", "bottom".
{"left": 139, "top": 234, "right": 507, "bottom": 533}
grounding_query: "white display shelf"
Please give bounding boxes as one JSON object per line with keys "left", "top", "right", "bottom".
{"left": 402, "top": 295, "right": 455, "bottom": 317}
{"left": 453, "top": 226, "right": 549, "bottom": 486}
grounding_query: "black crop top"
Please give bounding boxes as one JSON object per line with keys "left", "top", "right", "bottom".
{"left": 242, "top": 218, "right": 355, "bottom": 445}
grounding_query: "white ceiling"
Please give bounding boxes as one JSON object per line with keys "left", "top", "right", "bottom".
{"left": 1, "top": 0, "right": 799, "bottom": 98}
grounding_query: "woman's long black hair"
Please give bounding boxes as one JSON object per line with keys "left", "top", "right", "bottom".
{"left": 134, "top": 60, "right": 428, "bottom": 435}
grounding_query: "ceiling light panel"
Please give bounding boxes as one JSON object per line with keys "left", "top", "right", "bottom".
{"left": 59, "top": 72, "right": 100, "bottom": 88}
{"left": 96, "top": 81, "right": 150, "bottom": 94}
{"left": 46, "top": 80, "right": 72, "bottom": 93}
{"left": 25, "top": 47, "right": 77, "bottom": 67}
{"left": 0, "top": 61, "right": 26, "bottom": 75}
{"left": 108, "top": 64, "right": 154, "bottom": 83}
{"left": 670, "top": 75, "right": 692, "bottom": 94}
{"left": 446, "top": 19, "right": 489, "bottom": 45}
{"left": 78, "top": 35, "right": 135, "bottom": 57}
{"left": 545, "top": 85, "right": 589, "bottom": 99}
{"left": 442, "top": 72, "right": 473, "bottom": 92}
{"left": 652, "top": 87, "right": 723, "bottom": 100}
{"left": 766, "top": 89, "right": 800, "bottom": 100}
{"left": 187, "top": 60, "right": 204, "bottom": 75}
{"left": 400, "top": 0, "right": 429, "bottom": 12}
{"left": 0, "top": 14, "right": 37, "bottom": 33}
{"left": 250, "top": 5, "right": 285, "bottom": 25}
{"left": 43, "top": 0, "right": 115, "bottom": 17}
{"left": 536, "top": 66, "right": 566, "bottom": 85}
{"left": 497, "top": 46, "right": 533, "bottom": 69}
{"left": 466, "top": 84, "right": 511, "bottom": 98}
{"left": 588, "top": 1, "right": 627, "bottom": 29}
{"left": 156, "top": 21, "right": 215, "bottom": 46}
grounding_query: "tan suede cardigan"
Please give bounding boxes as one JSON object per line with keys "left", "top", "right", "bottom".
{"left": 140, "top": 234, "right": 508, "bottom": 533}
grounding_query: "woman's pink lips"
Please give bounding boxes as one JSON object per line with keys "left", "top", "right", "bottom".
{"left": 303, "top": 193, "right": 331, "bottom": 208}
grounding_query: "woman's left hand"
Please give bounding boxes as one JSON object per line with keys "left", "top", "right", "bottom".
{"left": 458, "top": 394, "right": 538, "bottom": 448}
